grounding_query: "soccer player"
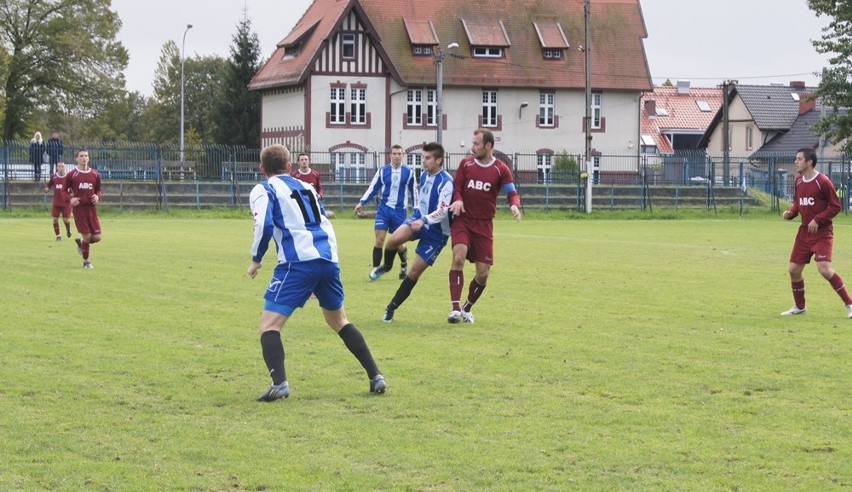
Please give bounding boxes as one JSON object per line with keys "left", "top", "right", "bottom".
{"left": 248, "top": 144, "right": 386, "bottom": 401}
{"left": 44, "top": 161, "right": 72, "bottom": 241}
{"left": 354, "top": 144, "right": 416, "bottom": 281}
{"left": 447, "top": 128, "right": 522, "bottom": 324}
{"left": 781, "top": 147, "right": 852, "bottom": 318}
{"left": 377, "top": 142, "right": 453, "bottom": 322}
{"left": 66, "top": 148, "right": 101, "bottom": 269}
{"left": 291, "top": 152, "right": 334, "bottom": 218}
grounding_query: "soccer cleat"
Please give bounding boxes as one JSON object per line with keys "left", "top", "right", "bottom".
{"left": 369, "top": 265, "right": 387, "bottom": 281}
{"left": 256, "top": 381, "right": 290, "bottom": 402}
{"left": 399, "top": 266, "right": 408, "bottom": 280}
{"left": 56, "top": 235, "right": 62, "bottom": 242}
{"left": 83, "top": 261, "right": 93, "bottom": 269}
{"left": 447, "top": 310, "right": 462, "bottom": 323}
{"left": 66, "top": 229, "right": 72, "bottom": 238}
{"left": 370, "top": 375, "right": 387, "bottom": 394}
{"left": 75, "top": 238, "right": 83, "bottom": 256}
{"left": 461, "top": 311, "right": 475, "bottom": 324}
{"left": 382, "top": 308, "right": 394, "bottom": 323}
{"left": 847, "top": 304, "right": 852, "bottom": 319}
{"left": 780, "top": 306, "right": 806, "bottom": 316}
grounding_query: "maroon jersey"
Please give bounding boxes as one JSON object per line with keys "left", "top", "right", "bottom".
{"left": 788, "top": 172, "right": 840, "bottom": 232}
{"left": 452, "top": 156, "right": 520, "bottom": 219}
{"left": 66, "top": 167, "right": 102, "bottom": 207}
{"left": 46, "top": 173, "right": 71, "bottom": 207}
{"left": 291, "top": 168, "right": 323, "bottom": 199}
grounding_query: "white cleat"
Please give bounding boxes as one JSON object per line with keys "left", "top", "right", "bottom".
{"left": 846, "top": 304, "right": 852, "bottom": 319}
{"left": 461, "top": 311, "right": 475, "bottom": 324}
{"left": 447, "top": 310, "right": 462, "bottom": 324}
{"left": 780, "top": 306, "right": 806, "bottom": 316}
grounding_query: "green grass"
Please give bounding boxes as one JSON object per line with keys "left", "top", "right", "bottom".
{"left": 1, "top": 215, "right": 850, "bottom": 490}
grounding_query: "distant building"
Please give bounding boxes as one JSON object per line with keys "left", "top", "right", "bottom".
{"left": 640, "top": 81, "right": 723, "bottom": 155}
{"left": 248, "top": 0, "right": 652, "bottom": 179}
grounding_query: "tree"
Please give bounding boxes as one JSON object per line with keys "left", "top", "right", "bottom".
{"left": 146, "top": 41, "right": 228, "bottom": 145}
{"left": 662, "top": 79, "right": 674, "bottom": 87}
{"left": 213, "top": 12, "right": 262, "bottom": 147}
{"left": 0, "top": 0, "right": 128, "bottom": 140}
{"left": 809, "top": 1, "right": 852, "bottom": 153}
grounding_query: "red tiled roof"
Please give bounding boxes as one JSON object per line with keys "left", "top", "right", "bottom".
{"left": 251, "top": 0, "right": 651, "bottom": 92}
{"left": 534, "top": 22, "right": 570, "bottom": 49}
{"left": 640, "top": 86, "right": 724, "bottom": 153}
{"left": 403, "top": 19, "right": 439, "bottom": 45}
{"left": 461, "top": 19, "right": 511, "bottom": 47}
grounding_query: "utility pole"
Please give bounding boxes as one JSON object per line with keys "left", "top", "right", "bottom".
{"left": 584, "top": 0, "right": 593, "bottom": 214}
{"left": 721, "top": 80, "right": 731, "bottom": 174}
{"left": 435, "top": 42, "right": 459, "bottom": 145}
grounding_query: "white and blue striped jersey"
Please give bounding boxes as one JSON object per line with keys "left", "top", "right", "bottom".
{"left": 410, "top": 169, "right": 453, "bottom": 236}
{"left": 358, "top": 164, "right": 416, "bottom": 210}
{"left": 249, "top": 174, "right": 338, "bottom": 265}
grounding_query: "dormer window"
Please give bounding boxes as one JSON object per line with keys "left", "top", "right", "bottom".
{"left": 412, "top": 45, "right": 434, "bottom": 57}
{"left": 543, "top": 48, "right": 563, "bottom": 60}
{"left": 473, "top": 47, "right": 503, "bottom": 58}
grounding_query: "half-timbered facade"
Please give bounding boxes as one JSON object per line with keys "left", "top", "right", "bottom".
{"left": 249, "top": 0, "right": 652, "bottom": 172}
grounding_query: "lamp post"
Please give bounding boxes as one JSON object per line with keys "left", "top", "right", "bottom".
{"left": 583, "top": 0, "right": 593, "bottom": 214}
{"left": 180, "top": 23, "right": 193, "bottom": 162}
{"left": 435, "top": 42, "right": 459, "bottom": 145}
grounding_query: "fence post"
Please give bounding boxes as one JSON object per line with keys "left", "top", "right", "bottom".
{"left": 2, "top": 142, "right": 9, "bottom": 211}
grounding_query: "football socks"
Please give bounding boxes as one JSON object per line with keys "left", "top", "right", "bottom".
{"left": 372, "top": 247, "right": 382, "bottom": 268}
{"left": 260, "top": 330, "right": 286, "bottom": 385}
{"left": 338, "top": 323, "right": 380, "bottom": 380}
{"left": 449, "top": 270, "right": 464, "bottom": 312}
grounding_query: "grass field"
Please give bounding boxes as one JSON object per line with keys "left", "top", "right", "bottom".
{"left": 1, "top": 212, "right": 850, "bottom": 490}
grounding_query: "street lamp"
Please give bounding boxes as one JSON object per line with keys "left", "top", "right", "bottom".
{"left": 435, "top": 42, "right": 459, "bottom": 145}
{"left": 180, "top": 23, "right": 193, "bottom": 162}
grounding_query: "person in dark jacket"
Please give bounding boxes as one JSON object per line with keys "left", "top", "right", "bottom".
{"left": 29, "top": 132, "right": 46, "bottom": 181}
{"left": 46, "top": 131, "right": 64, "bottom": 176}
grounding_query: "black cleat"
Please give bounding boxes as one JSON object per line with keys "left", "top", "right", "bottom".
{"left": 370, "top": 375, "right": 387, "bottom": 394}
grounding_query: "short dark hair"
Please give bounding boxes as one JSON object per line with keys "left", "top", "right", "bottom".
{"left": 390, "top": 144, "right": 404, "bottom": 152}
{"left": 797, "top": 147, "right": 817, "bottom": 167}
{"left": 298, "top": 153, "right": 309, "bottom": 160}
{"left": 76, "top": 147, "right": 88, "bottom": 157}
{"left": 475, "top": 128, "right": 495, "bottom": 148}
{"left": 260, "top": 144, "right": 291, "bottom": 175}
{"left": 422, "top": 142, "right": 445, "bottom": 165}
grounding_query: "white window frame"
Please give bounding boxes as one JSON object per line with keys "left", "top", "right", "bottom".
{"left": 350, "top": 87, "right": 366, "bottom": 125}
{"left": 539, "top": 92, "right": 555, "bottom": 127}
{"left": 473, "top": 47, "right": 503, "bottom": 58}
{"left": 342, "top": 33, "right": 356, "bottom": 59}
{"left": 543, "top": 48, "right": 563, "bottom": 60}
{"left": 407, "top": 89, "right": 423, "bottom": 125}
{"left": 330, "top": 87, "right": 346, "bottom": 124}
{"left": 482, "top": 90, "right": 498, "bottom": 127}
{"left": 537, "top": 153, "right": 552, "bottom": 183}
{"left": 591, "top": 92, "right": 602, "bottom": 129}
{"left": 426, "top": 89, "right": 437, "bottom": 126}
{"left": 406, "top": 153, "right": 422, "bottom": 173}
{"left": 350, "top": 152, "right": 366, "bottom": 181}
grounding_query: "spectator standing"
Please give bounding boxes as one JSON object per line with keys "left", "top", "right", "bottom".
{"left": 46, "top": 131, "right": 64, "bottom": 176}
{"left": 29, "top": 132, "right": 46, "bottom": 181}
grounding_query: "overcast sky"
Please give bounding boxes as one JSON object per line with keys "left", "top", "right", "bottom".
{"left": 111, "top": 0, "right": 830, "bottom": 96}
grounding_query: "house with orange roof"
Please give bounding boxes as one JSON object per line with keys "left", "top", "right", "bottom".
{"left": 249, "top": 0, "right": 652, "bottom": 178}
{"left": 640, "top": 81, "right": 722, "bottom": 155}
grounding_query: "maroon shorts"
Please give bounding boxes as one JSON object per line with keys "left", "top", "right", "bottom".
{"left": 73, "top": 206, "right": 101, "bottom": 235}
{"left": 51, "top": 204, "right": 72, "bottom": 219}
{"left": 790, "top": 227, "right": 833, "bottom": 264}
{"left": 451, "top": 217, "right": 494, "bottom": 264}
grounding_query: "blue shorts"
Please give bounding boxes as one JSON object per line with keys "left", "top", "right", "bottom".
{"left": 263, "top": 259, "right": 345, "bottom": 316}
{"left": 404, "top": 219, "right": 448, "bottom": 266}
{"left": 374, "top": 205, "right": 406, "bottom": 233}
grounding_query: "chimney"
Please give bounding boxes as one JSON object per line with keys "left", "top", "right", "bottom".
{"left": 790, "top": 81, "right": 806, "bottom": 89}
{"left": 645, "top": 99, "right": 656, "bottom": 118}
{"left": 676, "top": 80, "right": 691, "bottom": 94}
{"left": 799, "top": 93, "right": 816, "bottom": 115}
